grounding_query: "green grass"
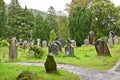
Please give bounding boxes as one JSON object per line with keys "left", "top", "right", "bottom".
{"left": 1, "top": 42, "right": 120, "bottom": 71}
{"left": 0, "top": 63, "right": 79, "bottom": 80}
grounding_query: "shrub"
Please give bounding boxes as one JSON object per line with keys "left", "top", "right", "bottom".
{"left": 29, "top": 46, "right": 44, "bottom": 58}
{"left": 0, "top": 39, "right": 10, "bottom": 47}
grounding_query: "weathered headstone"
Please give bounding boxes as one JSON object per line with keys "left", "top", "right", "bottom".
{"left": 65, "top": 38, "right": 74, "bottom": 56}
{"left": 2, "top": 53, "right": 7, "bottom": 58}
{"left": 58, "top": 39, "right": 64, "bottom": 47}
{"left": 44, "top": 55, "right": 57, "bottom": 73}
{"left": 114, "top": 36, "right": 120, "bottom": 44}
{"left": 71, "top": 40, "right": 77, "bottom": 47}
{"left": 37, "top": 38, "right": 41, "bottom": 46}
{"left": 9, "top": 37, "right": 18, "bottom": 59}
{"left": 54, "top": 41, "right": 62, "bottom": 52}
{"left": 95, "top": 40, "right": 111, "bottom": 56}
{"left": 84, "top": 39, "right": 89, "bottom": 46}
{"left": 89, "top": 31, "right": 95, "bottom": 45}
{"left": 108, "top": 31, "right": 115, "bottom": 47}
{"left": 29, "top": 50, "right": 35, "bottom": 57}
{"left": 42, "top": 40, "right": 47, "bottom": 48}
{"left": 48, "top": 43, "right": 59, "bottom": 55}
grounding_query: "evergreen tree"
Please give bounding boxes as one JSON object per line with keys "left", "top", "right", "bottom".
{"left": 46, "top": 6, "right": 58, "bottom": 32}
{"left": 0, "top": 0, "right": 6, "bottom": 38}
{"left": 69, "top": 6, "right": 92, "bottom": 46}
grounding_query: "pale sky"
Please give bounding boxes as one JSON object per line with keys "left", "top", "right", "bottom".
{"left": 4, "top": 0, "right": 72, "bottom": 12}
{"left": 4, "top": 0, "right": 120, "bottom": 12}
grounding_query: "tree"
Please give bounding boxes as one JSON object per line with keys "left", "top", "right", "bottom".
{"left": 0, "top": 0, "right": 6, "bottom": 38}
{"left": 69, "top": 6, "right": 92, "bottom": 46}
{"left": 91, "top": 0, "right": 120, "bottom": 38}
{"left": 46, "top": 6, "right": 58, "bottom": 32}
{"left": 33, "top": 14, "right": 50, "bottom": 42}
{"left": 57, "top": 15, "right": 70, "bottom": 40}
{"left": 49, "top": 29, "right": 57, "bottom": 43}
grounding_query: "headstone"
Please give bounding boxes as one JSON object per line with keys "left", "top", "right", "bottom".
{"left": 71, "top": 40, "right": 77, "bottom": 47}
{"left": 48, "top": 43, "right": 59, "bottom": 55}
{"left": 84, "top": 39, "right": 89, "bottom": 46}
{"left": 54, "top": 41, "right": 62, "bottom": 52}
{"left": 2, "top": 53, "right": 7, "bottom": 58}
{"left": 29, "top": 50, "right": 35, "bottom": 57}
{"left": 58, "top": 39, "right": 64, "bottom": 47}
{"left": 65, "top": 38, "right": 74, "bottom": 56}
{"left": 9, "top": 37, "right": 18, "bottom": 59}
{"left": 22, "top": 41, "right": 28, "bottom": 49}
{"left": 89, "top": 31, "right": 95, "bottom": 45}
{"left": 44, "top": 55, "right": 57, "bottom": 73}
{"left": 37, "top": 38, "right": 41, "bottom": 46}
{"left": 42, "top": 40, "right": 47, "bottom": 48}
{"left": 113, "top": 36, "right": 120, "bottom": 44}
{"left": 108, "top": 31, "right": 115, "bottom": 47}
{"left": 95, "top": 40, "right": 111, "bottom": 56}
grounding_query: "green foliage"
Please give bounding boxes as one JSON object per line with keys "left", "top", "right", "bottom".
{"left": 46, "top": 6, "right": 58, "bottom": 32}
{"left": 0, "top": 39, "right": 9, "bottom": 47}
{"left": 0, "top": 0, "right": 6, "bottom": 38}
{"left": 49, "top": 29, "right": 57, "bottom": 43}
{"left": 33, "top": 14, "right": 50, "bottom": 42}
{"left": 29, "top": 46, "right": 44, "bottom": 58}
{"left": 91, "top": 0, "right": 120, "bottom": 38}
{"left": 69, "top": 6, "right": 92, "bottom": 46}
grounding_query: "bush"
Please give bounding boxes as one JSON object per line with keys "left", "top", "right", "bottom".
{"left": 29, "top": 46, "right": 44, "bottom": 58}
{"left": 0, "top": 39, "right": 10, "bottom": 47}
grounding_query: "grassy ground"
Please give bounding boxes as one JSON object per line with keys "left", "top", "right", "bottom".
{"left": 1, "top": 42, "right": 120, "bottom": 70}
{"left": 0, "top": 63, "right": 79, "bottom": 80}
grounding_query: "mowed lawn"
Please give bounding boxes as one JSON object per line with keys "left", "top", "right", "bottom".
{"left": 1, "top": 42, "right": 120, "bottom": 70}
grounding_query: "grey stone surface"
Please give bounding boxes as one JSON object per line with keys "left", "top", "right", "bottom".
{"left": 42, "top": 40, "right": 47, "bottom": 48}
{"left": 89, "top": 31, "right": 95, "bottom": 45}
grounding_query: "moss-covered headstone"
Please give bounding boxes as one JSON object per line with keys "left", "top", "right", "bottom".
{"left": 44, "top": 55, "right": 57, "bottom": 73}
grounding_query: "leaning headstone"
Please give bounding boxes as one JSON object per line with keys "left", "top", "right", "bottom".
{"left": 71, "top": 40, "right": 77, "bottom": 47}
{"left": 42, "top": 40, "right": 47, "bottom": 48}
{"left": 89, "top": 31, "right": 95, "bottom": 45}
{"left": 9, "top": 37, "right": 18, "bottom": 59}
{"left": 65, "top": 38, "right": 74, "bottom": 56}
{"left": 44, "top": 55, "right": 57, "bottom": 73}
{"left": 58, "top": 39, "right": 64, "bottom": 47}
{"left": 37, "top": 38, "right": 41, "bottom": 46}
{"left": 95, "top": 40, "right": 111, "bottom": 56}
{"left": 54, "top": 41, "right": 62, "bottom": 52}
{"left": 108, "top": 31, "right": 115, "bottom": 47}
{"left": 48, "top": 43, "right": 59, "bottom": 55}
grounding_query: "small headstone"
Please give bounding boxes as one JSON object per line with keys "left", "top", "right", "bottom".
{"left": 84, "top": 39, "right": 89, "bottom": 46}
{"left": 113, "top": 36, "right": 120, "bottom": 44}
{"left": 95, "top": 40, "right": 111, "bottom": 56}
{"left": 71, "top": 40, "right": 77, "bottom": 47}
{"left": 89, "top": 31, "right": 95, "bottom": 45}
{"left": 44, "top": 55, "right": 57, "bottom": 73}
{"left": 29, "top": 50, "right": 35, "bottom": 57}
{"left": 58, "top": 39, "right": 64, "bottom": 47}
{"left": 37, "top": 38, "right": 41, "bottom": 46}
{"left": 65, "top": 38, "right": 74, "bottom": 56}
{"left": 9, "top": 37, "right": 18, "bottom": 59}
{"left": 19, "top": 38, "right": 23, "bottom": 46}
{"left": 48, "top": 43, "right": 59, "bottom": 55}
{"left": 22, "top": 40, "right": 28, "bottom": 49}
{"left": 108, "top": 31, "right": 115, "bottom": 47}
{"left": 42, "top": 40, "right": 47, "bottom": 48}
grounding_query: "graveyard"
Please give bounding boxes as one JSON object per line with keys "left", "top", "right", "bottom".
{"left": 1, "top": 0, "right": 120, "bottom": 80}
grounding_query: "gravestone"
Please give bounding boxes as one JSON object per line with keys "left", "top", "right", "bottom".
{"left": 37, "top": 38, "right": 41, "bottom": 46}
{"left": 42, "top": 40, "right": 47, "bottom": 48}
{"left": 108, "top": 31, "right": 115, "bottom": 47}
{"left": 89, "top": 31, "right": 95, "bottom": 45}
{"left": 84, "top": 39, "right": 89, "bottom": 46}
{"left": 65, "top": 38, "right": 74, "bottom": 56}
{"left": 9, "top": 37, "right": 18, "bottom": 59}
{"left": 54, "top": 41, "right": 62, "bottom": 52}
{"left": 58, "top": 39, "right": 64, "bottom": 47}
{"left": 29, "top": 50, "right": 35, "bottom": 57}
{"left": 44, "top": 55, "right": 57, "bottom": 73}
{"left": 95, "top": 40, "right": 111, "bottom": 56}
{"left": 48, "top": 43, "right": 59, "bottom": 55}
{"left": 114, "top": 36, "right": 120, "bottom": 44}
{"left": 71, "top": 40, "right": 76, "bottom": 47}
{"left": 2, "top": 53, "right": 7, "bottom": 58}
